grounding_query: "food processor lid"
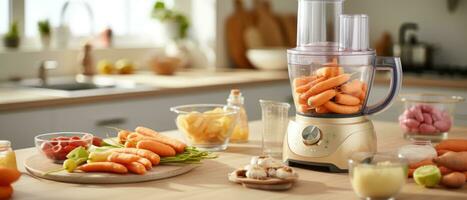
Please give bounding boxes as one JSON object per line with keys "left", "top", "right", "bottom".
{"left": 290, "top": 0, "right": 375, "bottom": 56}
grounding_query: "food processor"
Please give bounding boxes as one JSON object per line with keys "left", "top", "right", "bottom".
{"left": 283, "top": 0, "right": 403, "bottom": 172}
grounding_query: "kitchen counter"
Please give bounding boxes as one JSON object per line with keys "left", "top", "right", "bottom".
{"left": 13, "top": 120, "right": 467, "bottom": 200}
{"left": 1, "top": 69, "right": 465, "bottom": 113}
{"left": 374, "top": 72, "right": 467, "bottom": 89}
{"left": 0, "top": 70, "right": 289, "bottom": 112}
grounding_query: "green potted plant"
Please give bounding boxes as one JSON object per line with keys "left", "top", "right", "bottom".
{"left": 151, "top": 1, "right": 189, "bottom": 40}
{"left": 38, "top": 20, "right": 51, "bottom": 48}
{"left": 3, "top": 22, "right": 20, "bottom": 49}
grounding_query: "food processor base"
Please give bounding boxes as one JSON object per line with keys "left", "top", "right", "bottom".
{"left": 283, "top": 115, "right": 377, "bottom": 172}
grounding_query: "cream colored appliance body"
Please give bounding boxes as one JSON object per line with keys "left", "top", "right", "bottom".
{"left": 283, "top": 115, "right": 377, "bottom": 172}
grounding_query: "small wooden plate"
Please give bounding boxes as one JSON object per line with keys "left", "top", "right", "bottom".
{"left": 228, "top": 170, "right": 297, "bottom": 190}
{"left": 25, "top": 154, "right": 197, "bottom": 184}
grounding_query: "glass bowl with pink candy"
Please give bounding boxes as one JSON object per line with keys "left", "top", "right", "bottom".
{"left": 399, "top": 94, "right": 464, "bottom": 141}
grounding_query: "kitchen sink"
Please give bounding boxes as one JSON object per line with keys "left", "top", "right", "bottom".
{"left": 16, "top": 76, "right": 154, "bottom": 97}
{"left": 29, "top": 82, "right": 115, "bottom": 91}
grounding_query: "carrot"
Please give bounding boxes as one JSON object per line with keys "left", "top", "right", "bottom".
{"left": 293, "top": 75, "right": 317, "bottom": 88}
{"left": 464, "top": 172, "right": 467, "bottom": 182}
{"left": 295, "top": 76, "right": 326, "bottom": 94}
{"left": 107, "top": 152, "right": 141, "bottom": 164}
{"left": 305, "top": 74, "right": 351, "bottom": 97}
{"left": 307, "top": 89, "right": 336, "bottom": 108}
{"left": 323, "top": 101, "right": 361, "bottom": 114}
{"left": 437, "top": 149, "right": 451, "bottom": 156}
{"left": 409, "top": 159, "right": 434, "bottom": 169}
{"left": 315, "top": 106, "right": 330, "bottom": 114}
{"left": 438, "top": 166, "right": 454, "bottom": 175}
{"left": 341, "top": 79, "right": 363, "bottom": 97}
{"left": 125, "top": 162, "right": 147, "bottom": 175}
{"left": 135, "top": 126, "right": 187, "bottom": 153}
{"left": 125, "top": 140, "right": 137, "bottom": 148}
{"left": 441, "top": 172, "right": 465, "bottom": 188}
{"left": 297, "top": 104, "right": 311, "bottom": 113}
{"left": 433, "top": 151, "right": 467, "bottom": 171}
{"left": 77, "top": 162, "right": 128, "bottom": 174}
{"left": 335, "top": 93, "right": 361, "bottom": 106}
{"left": 435, "top": 139, "right": 467, "bottom": 152}
{"left": 118, "top": 130, "right": 131, "bottom": 144}
{"left": 408, "top": 168, "right": 415, "bottom": 178}
{"left": 0, "top": 185, "right": 13, "bottom": 200}
{"left": 0, "top": 167, "right": 20, "bottom": 185}
{"left": 359, "top": 83, "right": 367, "bottom": 101}
{"left": 137, "top": 158, "right": 153, "bottom": 170}
{"left": 113, "top": 148, "right": 160, "bottom": 165}
{"left": 136, "top": 140, "right": 176, "bottom": 157}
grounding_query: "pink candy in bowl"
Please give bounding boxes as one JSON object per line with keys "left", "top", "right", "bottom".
{"left": 399, "top": 94, "right": 464, "bottom": 141}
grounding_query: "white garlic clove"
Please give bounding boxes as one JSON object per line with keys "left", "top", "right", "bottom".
{"left": 267, "top": 168, "right": 277, "bottom": 177}
{"left": 246, "top": 165, "right": 268, "bottom": 180}
{"left": 276, "top": 166, "right": 296, "bottom": 179}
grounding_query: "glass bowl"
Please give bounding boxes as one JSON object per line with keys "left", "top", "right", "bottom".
{"left": 398, "top": 94, "right": 464, "bottom": 141}
{"left": 171, "top": 104, "right": 239, "bottom": 151}
{"left": 35, "top": 132, "right": 93, "bottom": 163}
{"left": 349, "top": 152, "right": 408, "bottom": 200}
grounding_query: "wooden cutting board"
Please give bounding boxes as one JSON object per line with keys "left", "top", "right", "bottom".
{"left": 278, "top": 14, "right": 297, "bottom": 47}
{"left": 255, "top": 0, "right": 286, "bottom": 47}
{"left": 24, "top": 154, "right": 197, "bottom": 184}
{"left": 225, "top": 0, "right": 253, "bottom": 68}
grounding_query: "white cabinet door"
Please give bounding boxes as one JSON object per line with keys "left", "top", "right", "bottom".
{"left": 0, "top": 110, "right": 53, "bottom": 149}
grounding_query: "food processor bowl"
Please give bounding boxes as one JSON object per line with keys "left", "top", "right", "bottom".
{"left": 288, "top": 0, "right": 402, "bottom": 117}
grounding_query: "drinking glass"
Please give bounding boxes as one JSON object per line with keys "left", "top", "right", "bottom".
{"left": 260, "top": 100, "right": 290, "bottom": 159}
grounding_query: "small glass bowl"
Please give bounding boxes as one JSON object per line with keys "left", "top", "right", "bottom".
{"left": 349, "top": 152, "right": 408, "bottom": 200}
{"left": 35, "top": 132, "right": 93, "bottom": 163}
{"left": 171, "top": 104, "right": 239, "bottom": 151}
{"left": 398, "top": 94, "right": 464, "bottom": 141}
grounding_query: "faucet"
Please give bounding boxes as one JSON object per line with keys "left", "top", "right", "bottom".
{"left": 59, "top": 0, "right": 95, "bottom": 35}
{"left": 38, "top": 60, "right": 58, "bottom": 85}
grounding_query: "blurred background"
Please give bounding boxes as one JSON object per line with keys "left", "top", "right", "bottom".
{"left": 0, "top": 0, "right": 466, "bottom": 148}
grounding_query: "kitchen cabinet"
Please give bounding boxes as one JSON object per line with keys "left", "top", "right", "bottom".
{"left": 1, "top": 82, "right": 291, "bottom": 149}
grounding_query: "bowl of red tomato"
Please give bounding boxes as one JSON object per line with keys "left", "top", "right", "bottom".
{"left": 34, "top": 132, "right": 94, "bottom": 163}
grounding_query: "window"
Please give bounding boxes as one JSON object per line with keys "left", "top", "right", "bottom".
{"left": 0, "top": 0, "right": 9, "bottom": 34}
{"left": 25, "top": 0, "right": 174, "bottom": 37}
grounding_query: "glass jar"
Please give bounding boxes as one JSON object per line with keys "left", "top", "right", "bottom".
{"left": 398, "top": 140, "right": 437, "bottom": 165}
{"left": 399, "top": 94, "right": 464, "bottom": 141}
{"left": 227, "top": 89, "right": 249, "bottom": 143}
{"left": 349, "top": 152, "right": 407, "bottom": 200}
{"left": 0, "top": 140, "right": 17, "bottom": 169}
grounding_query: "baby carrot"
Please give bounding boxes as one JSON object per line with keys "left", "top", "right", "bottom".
{"left": 435, "top": 139, "right": 467, "bottom": 152}
{"left": 136, "top": 140, "right": 176, "bottom": 157}
{"left": 107, "top": 152, "right": 141, "bottom": 164}
{"left": 307, "top": 89, "right": 336, "bottom": 108}
{"left": 315, "top": 106, "right": 330, "bottom": 114}
{"left": 293, "top": 75, "right": 317, "bottom": 87}
{"left": 77, "top": 162, "right": 128, "bottom": 174}
{"left": 323, "top": 101, "right": 361, "bottom": 114}
{"left": 136, "top": 126, "right": 187, "bottom": 153}
{"left": 113, "top": 148, "right": 160, "bottom": 165}
{"left": 126, "top": 162, "right": 147, "bottom": 175}
{"left": 137, "top": 157, "right": 153, "bottom": 170}
{"left": 295, "top": 76, "right": 326, "bottom": 93}
{"left": 302, "top": 74, "right": 350, "bottom": 100}
{"left": 335, "top": 93, "right": 361, "bottom": 106}
{"left": 118, "top": 130, "right": 131, "bottom": 144}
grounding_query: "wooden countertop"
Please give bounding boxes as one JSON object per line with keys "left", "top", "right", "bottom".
{"left": 13, "top": 121, "right": 467, "bottom": 200}
{"left": 0, "top": 70, "right": 289, "bottom": 112}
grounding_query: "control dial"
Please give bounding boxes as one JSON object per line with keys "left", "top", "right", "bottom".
{"left": 302, "top": 125, "right": 322, "bottom": 145}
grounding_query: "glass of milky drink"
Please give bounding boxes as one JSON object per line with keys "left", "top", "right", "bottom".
{"left": 349, "top": 152, "right": 408, "bottom": 200}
